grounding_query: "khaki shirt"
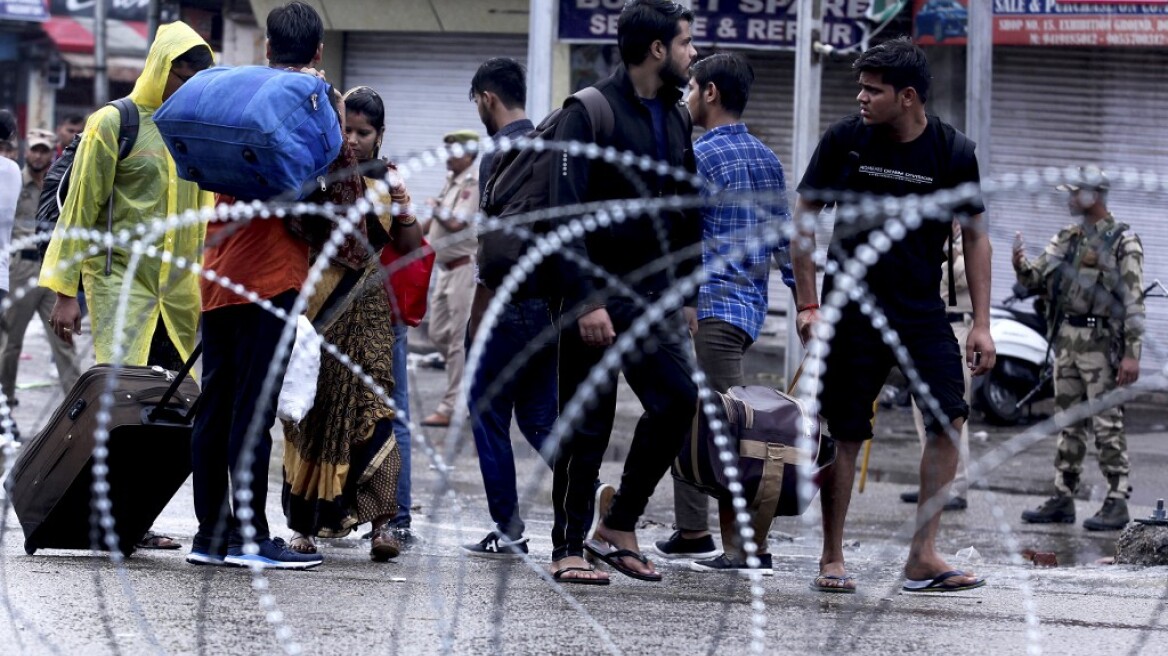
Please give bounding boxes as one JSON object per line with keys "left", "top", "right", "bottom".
{"left": 429, "top": 165, "right": 479, "bottom": 264}
{"left": 14, "top": 168, "right": 41, "bottom": 246}
{"left": 1015, "top": 213, "right": 1145, "bottom": 360}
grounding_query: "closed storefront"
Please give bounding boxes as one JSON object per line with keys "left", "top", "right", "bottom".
{"left": 988, "top": 47, "right": 1168, "bottom": 366}
{"left": 344, "top": 33, "right": 528, "bottom": 199}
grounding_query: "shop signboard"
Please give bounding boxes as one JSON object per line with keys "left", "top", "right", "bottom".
{"left": 912, "top": 0, "right": 1168, "bottom": 47}
{"left": 559, "top": 0, "right": 875, "bottom": 51}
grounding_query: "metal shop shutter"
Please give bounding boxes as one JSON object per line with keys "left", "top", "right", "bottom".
{"left": 742, "top": 52, "right": 859, "bottom": 314}
{"left": 344, "top": 33, "right": 528, "bottom": 200}
{"left": 989, "top": 47, "right": 1168, "bottom": 367}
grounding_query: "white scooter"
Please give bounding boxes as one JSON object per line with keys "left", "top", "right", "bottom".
{"left": 974, "top": 280, "right": 1168, "bottom": 425}
{"left": 973, "top": 287, "right": 1051, "bottom": 425}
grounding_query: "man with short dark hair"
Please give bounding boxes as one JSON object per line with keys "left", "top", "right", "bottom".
{"left": 792, "top": 38, "right": 995, "bottom": 593}
{"left": 54, "top": 114, "right": 85, "bottom": 160}
{"left": 187, "top": 1, "right": 327, "bottom": 569}
{"left": 653, "top": 53, "right": 793, "bottom": 575}
{"left": 547, "top": 0, "right": 699, "bottom": 585}
{"left": 462, "top": 57, "right": 557, "bottom": 559}
{"left": 0, "top": 129, "right": 81, "bottom": 423}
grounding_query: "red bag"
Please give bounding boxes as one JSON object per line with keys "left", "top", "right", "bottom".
{"left": 380, "top": 239, "right": 435, "bottom": 327}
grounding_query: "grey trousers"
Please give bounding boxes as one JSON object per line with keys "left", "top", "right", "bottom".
{"left": 674, "top": 319, "right": 752, "bottom": 533}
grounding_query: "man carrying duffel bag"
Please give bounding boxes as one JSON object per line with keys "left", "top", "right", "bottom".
{"left": 172, "top": 1, "right": 344, "bottom": 570}
{"left": 40, "top": 21, "right": 217, "bottom": 552}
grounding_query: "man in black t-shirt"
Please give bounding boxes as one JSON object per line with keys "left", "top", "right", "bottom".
{"left": 791, "top": 38, "right": 996, "bottom": 594}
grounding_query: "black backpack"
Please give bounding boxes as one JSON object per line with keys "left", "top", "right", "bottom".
{"left": 36, "top": 98, "right": 139, "bottom": 268}
{"left": 476, "top": 87, "right": 614, "bottom": 292}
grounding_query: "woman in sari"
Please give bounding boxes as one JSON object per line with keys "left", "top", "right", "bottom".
{"left": 281, "top": 86, "right": 422, "bottom": 561}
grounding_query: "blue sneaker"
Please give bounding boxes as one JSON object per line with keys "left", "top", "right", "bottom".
{"left": 225, "top": 537, "right": 323, "bottom": 570}
{"left": 186, "top": 549, "right": 228, "bottom": 566}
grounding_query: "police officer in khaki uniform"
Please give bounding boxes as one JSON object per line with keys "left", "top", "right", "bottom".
{"left": 421, "top": 129, "right": 480, "bottom": 427}
{"left": 1014, "top": 167, "right": 1144, "bottom": 531}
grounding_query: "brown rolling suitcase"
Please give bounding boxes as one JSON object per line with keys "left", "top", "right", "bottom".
{"left": 6, "top": 347, "right": 200, "bottom": 556}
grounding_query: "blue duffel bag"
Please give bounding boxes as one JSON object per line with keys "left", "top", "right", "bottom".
{"left": 154, "top": 65, "right": 342, "bottom": 201}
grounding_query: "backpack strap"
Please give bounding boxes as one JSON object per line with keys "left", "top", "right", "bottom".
{"left": 103, "top": 97, "right": 139, "bottom": 275}
{"left": 570, "top": 87, "right": 615, "bottom": 144}
{"left": 109, "top": 97, "right": 139, "bottom": 161}
{"left": 942, "top": 123, "right": 975, "bottom": 308}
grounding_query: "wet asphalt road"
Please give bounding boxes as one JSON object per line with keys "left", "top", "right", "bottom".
{"left": 0, "top": 319, "right": 1166, "bottom": 654}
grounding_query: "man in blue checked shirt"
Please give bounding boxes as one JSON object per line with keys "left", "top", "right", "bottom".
{"left": 653, "top": 53, "right": 793, "bottom": 575}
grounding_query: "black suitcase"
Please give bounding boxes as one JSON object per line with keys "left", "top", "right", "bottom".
{"left": 7, "top": 348, "right": 200, "bottom": 556}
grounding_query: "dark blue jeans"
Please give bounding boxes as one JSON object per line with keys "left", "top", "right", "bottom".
{"left": 467, "top": 297, "right": 558, "bottom": 540}
{"left": 389, "top": 324, "right": 412, "bottom": 527}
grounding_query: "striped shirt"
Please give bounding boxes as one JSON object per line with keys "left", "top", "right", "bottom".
{"left": 694, "top": 123, "right": 791, "bottom": 340}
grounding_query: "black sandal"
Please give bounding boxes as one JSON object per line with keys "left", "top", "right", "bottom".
{"left": 552, "top": 565, "right": 610, "bottom": 586}
{"left": 584, "top": 539, "right": 662, "bottom": 582}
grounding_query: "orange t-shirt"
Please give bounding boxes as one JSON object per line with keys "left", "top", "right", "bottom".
{"left": 201, "top": 196, "right": 309, "bottom": 312}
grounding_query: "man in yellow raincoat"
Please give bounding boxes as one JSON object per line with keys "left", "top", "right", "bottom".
{"left": 41, "top": 21, "right": 213, "bottom": 370}
{"left": 39, "top": 22, "right": 214, "bottom": 550}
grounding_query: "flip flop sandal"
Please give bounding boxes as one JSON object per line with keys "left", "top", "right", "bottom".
{"left": 584, "top": 539, "right": 663, "bottom": 582}
{"left": 810, "top": 574, "right": 857, "bottom": 593}
{"left": 902, "top": 570, "right": 987, "bottom": 593}
{"left": 136, "top": 531, "right": 182, "bottom": 550}
{"left": 552, "top": 566, "right": 610, "bottom": 586}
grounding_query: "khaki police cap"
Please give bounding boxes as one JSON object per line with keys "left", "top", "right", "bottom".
{"left": 443, "top": 129, "right": 480, "bottom": 144}
{"left": 27, "top": 128, "right": 55, "bottom": 150}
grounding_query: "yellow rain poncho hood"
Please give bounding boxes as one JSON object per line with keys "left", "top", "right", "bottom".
{"left": 41, "top": 21, "right": 213, "bottom": 366}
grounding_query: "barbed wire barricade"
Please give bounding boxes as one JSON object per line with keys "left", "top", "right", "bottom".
{"left": 0, "top": 134, "right": 1164, "bottom": 654}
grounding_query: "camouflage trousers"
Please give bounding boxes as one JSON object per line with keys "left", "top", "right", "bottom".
{"left": 1053, "top": 326, "right": 1130, "bottom": 499}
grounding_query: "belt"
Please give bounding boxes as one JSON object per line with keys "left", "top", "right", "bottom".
{"left": 946, "top": 312, "right": 969, "bottom": 324}
{"left": 439, "top": 255, "right": 472, "bottom": 270}
{"left": 1066, "top": 314, "right": 1108, "bottom": 328}
{"left": 18, "top": 249, "right": 40, "bottom": 261}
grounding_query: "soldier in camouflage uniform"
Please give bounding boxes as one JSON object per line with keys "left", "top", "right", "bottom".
{"left": 1013, "top": 168, "right": 1144, "bottom": 531}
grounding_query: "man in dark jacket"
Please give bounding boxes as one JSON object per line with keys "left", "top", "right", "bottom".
{"left": 545, "top": 0, "right": 700, "bottom": 584}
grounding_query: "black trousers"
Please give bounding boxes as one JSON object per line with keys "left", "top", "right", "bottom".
{"left": 190, "top": 290, "right": 296, "bottom": 551}
{"left": 551, "top": 297, "right": 697, "bottom": 560}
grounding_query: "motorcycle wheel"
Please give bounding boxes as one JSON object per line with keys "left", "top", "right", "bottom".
{"left": 976, "top": 369, "right": 1023, "bottom": 426}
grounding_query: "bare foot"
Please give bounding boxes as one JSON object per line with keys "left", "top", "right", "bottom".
{"left": 551, "top": 555, "right": 609, "bottom": 583}
{"left": 289, "top": 531, "right": 317, "bottom": 554}
{"left": 594, "top": 522, "right": 657, "bottom": 578}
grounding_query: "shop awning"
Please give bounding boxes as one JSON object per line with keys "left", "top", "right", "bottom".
{"left": 41, "top": 16, "right": 149, "bottom": 56}
{"left": 59, "top": 52, "right": 147, "bottom": 83}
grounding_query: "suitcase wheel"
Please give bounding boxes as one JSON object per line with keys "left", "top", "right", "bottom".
{"left": 24, "top": 541, "right": 35, "bottom": 556}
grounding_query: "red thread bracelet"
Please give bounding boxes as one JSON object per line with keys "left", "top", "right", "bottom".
{"left": 798, "top": 303, "right": 820, "bottom": 313}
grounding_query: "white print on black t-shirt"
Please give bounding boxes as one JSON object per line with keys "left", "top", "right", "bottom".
{"left": 858, "top": 165, "right": 934, "bottom": 186}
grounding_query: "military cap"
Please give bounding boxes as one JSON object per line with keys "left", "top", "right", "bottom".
{"left": 1056, "top": 165, "right": 1110, "bottom": 192}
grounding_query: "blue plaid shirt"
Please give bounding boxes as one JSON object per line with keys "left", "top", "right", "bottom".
{"left": 694, "top": 123, "right": 792, "bottom": 341}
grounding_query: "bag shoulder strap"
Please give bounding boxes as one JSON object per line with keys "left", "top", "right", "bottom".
{"left": 109, "top": 97, "right": 140, "bottom": 161}
{"left": 570, "top": 87, "right": 615, "bottom": 144}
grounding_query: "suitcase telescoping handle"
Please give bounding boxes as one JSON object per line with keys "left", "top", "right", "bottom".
{"left": 147, "top": 342, "right": 203, "bottom": 423}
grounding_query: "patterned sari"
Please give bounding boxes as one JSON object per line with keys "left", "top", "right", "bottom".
{"left": 281, "top": 147, "right": 400, "bottom": 537}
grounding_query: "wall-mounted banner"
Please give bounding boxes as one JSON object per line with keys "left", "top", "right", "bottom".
{"left": 1, "top": 0, "right": 50, "bottom": 22}
{"left": 914, "top": 0, "right": 1168, "bottom": 47}
{"left": 558, "top": 0, "right": 875, "bottom": 51}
